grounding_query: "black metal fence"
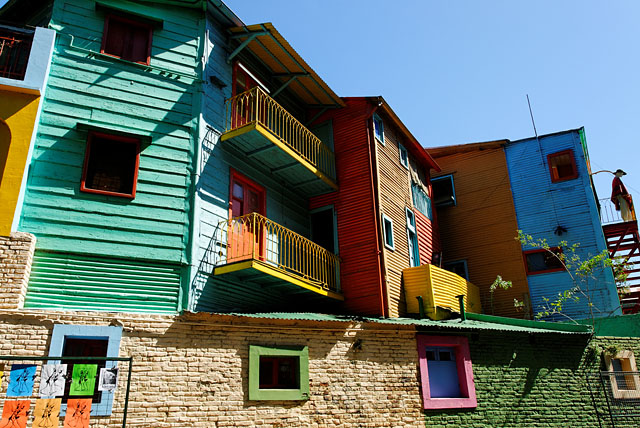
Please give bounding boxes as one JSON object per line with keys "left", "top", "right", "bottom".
{"left": 587, "top": 371, "right": 640, "bottom": 428}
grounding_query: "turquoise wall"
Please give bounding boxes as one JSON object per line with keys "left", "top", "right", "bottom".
{"left": 505, "top": 130, "right": 621, "bottom": 320}
{"left": 20, "top": 0, "right": 204, "bottom": 313}
{"left": 188, "top": 17, "right": 313, "bottom": 312}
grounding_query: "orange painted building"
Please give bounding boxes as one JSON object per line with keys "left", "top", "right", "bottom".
{"left": 428, "top": 141, "right": 531, "bottom": 318}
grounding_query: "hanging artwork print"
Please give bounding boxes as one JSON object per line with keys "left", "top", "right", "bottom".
{"left": 98, "top": 367, "right": 119, "bottom": 392}
{"left": 39, "top": 364, "right": 67, "bottom": 397}
{"left": 69, "top": 364, "right": 97, "bottom": 396}
{"left": 63, "top": 399, "right": 91, "bottom": 428}
{"left": 6, "top": 365, "right": 36, "bottom": 397}
{"left": 32, "top": 398, "right": 61, "bottom": 428}
{"left": 0, "top": 400, "right": 30, "bottom": 428}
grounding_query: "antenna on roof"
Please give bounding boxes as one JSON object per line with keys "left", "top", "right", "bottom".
{"left": 526, "top": 94, "right": 538, "bottom": 138}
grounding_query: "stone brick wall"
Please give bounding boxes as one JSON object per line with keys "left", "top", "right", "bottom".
{"left": 0, "top": 309, "right": 635, "bottom": 428}
{"left": 0, "top": 232, "right": 36, "bottom": 310}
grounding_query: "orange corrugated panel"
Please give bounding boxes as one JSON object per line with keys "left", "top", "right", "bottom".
{"left": 310, "top": 98, "right": 384, "bottom": 316}
{"left": 431, "top": 148, "right": 530, "bottom": 318}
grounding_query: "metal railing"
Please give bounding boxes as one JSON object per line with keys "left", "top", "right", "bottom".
{"left": 213, "top": 212, "right": 340, "bottom": 293}
{"left": 224, "top": 86, "right": 336, "bottom": 180}
{"left": 587, "top": 371, "right": 640, "bottom": 428}
{"left": 0, "top": 25, "right": 34, "bottom": 80}
{"left": 600, "top": 197, "right": 637, "bottom": 225}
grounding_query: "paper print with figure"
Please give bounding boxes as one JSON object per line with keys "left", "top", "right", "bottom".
{"left": 63, "top": 399, "right": 91, "bottom": 428}
{"left": 6, "top": 364, "right": 36, "bottom": 397}
{"left": 39, "top": 364, "right": 67, "bottom": 397}
{"left": 0, "top": 400, "right": 30, "bottom": 428}
{"left": 32, "top": 398, "right": 61, "bottom": 428}
{"left": 69, "top": 364, "right": 97, "bottom": 396}
{"left": 98, "top": 367, "right": 119, "bottom": 392}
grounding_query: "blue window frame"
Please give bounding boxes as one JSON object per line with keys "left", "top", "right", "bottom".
{"left": 432, "top": 174, "right": 456, "bottom": 207}
{"left": 406, "top": 208, "right": 419, "bottom": 267}
{"left": 373, "top": 114, "right": 384, "bottom": 144}
{"left": 48, "top": 325, "right": 122, "bottom": 416}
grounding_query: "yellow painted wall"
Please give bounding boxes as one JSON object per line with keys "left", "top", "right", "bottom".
{"left": 0, "top": 90, "right": 40, "bottom": 235}
{"left": 431, "top": 148, "right": 531, "bottom": 318}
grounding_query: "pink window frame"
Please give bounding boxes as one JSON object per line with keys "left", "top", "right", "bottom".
{"left": 416, "top": 335, "right": 477, "bottom": 409}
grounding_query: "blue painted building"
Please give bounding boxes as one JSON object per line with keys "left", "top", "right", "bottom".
{"left": 505, "top": 129, "right": 621, "bottom": 319}
{"left": 430, "top": 128, "right": 622, "bottom": 320}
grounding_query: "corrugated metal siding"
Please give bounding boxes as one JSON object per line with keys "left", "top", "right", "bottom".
{"left": 432, "top": 149, "right": 530, "bottom": 318}
{"left": 25, "top": 251, "right": 181, "bottom": 313}
{"left": 376, "top": 120, "right": 437, "bottom": 317}
{"left": 505, "top": 131, "right": 620, "bottom": 319}
{"left": 404, "top": 264, "right": 481, "bottom": 319}
{"left": 19, "top": 0, "right": 202, "bottom": 264}
{"left": 309, "top": 98, "right": 383, "bottom": 316}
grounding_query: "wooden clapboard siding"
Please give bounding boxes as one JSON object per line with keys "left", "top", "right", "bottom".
{"left": 505, "top": 130, "right": 620, "bottom": 319}
{"left": 376, "top": 123, "right": 413, "bottom": 317}
{"left": 190, "top": 17, "right": 314, "bottom": 312}
{"left": 431, "top": 148, "right": 530, "bottom": 318}
{"left": 309, "top": 98, "right": 384, "bottom": 316}
{"left": 18, "top": 0, "right": 203, "bottom": 313}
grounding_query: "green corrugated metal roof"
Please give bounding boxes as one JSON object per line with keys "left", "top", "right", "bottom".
{"left": 215, "top": 312, "right": 592, "bottom": 335}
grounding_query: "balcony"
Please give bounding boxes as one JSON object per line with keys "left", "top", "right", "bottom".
{"left": 210, "top": 212, "right": 343, "bottom": 302}
{"left": 0, "top": 26, "right": 32, "bottom": 80}
{"left": 0, "top": 25, "right": 55, "bottom": 94}
{"left": 403, "top": 264, "right": 482, "bottom": 320}
{"left": 221, "top": 87, "right": 337, "bottom": 196}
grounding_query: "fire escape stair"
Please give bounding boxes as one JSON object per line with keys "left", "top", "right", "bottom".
{"left": 603, "top": 221, "right": 640, "bottom": 314}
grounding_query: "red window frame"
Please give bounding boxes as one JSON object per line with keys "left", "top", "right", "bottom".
{"left": 80, "top": 131, "right": 141, "bottom": 199}
{"left": 547, "top": 149, "right": 578, "bottom": 183}
{"left": 228, "top": 169, "right": 266, "bottom": 218}
{"left": 100, "top": 14, "right": 153, "bottom": 65}
{"left": 522, "top": 247, "right": 565, "bottom": 275}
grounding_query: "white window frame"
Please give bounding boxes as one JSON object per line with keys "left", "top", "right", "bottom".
{"left": 399, "top": 144, "right": 409, "bottom": 169}
{"left": 406, "top": 208, "right": 419, "bottom": 267}
{"left": 373, "top": 114, "right": 384, "bottom": 145}
{"left": 382, "top": 213, "right": 394, "bottom": 251}
{"left": 604, "top": 350, "right": 639, "bottom": 399}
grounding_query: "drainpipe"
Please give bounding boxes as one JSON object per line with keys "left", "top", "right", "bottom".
{"left": 365, "top": 98, "right": 388, "bottom": 318}
{"left": 416, "top": 296, "right": 425, "bottom": 319}
{"left": 456, "top": 294, "right": 466, "bottom": 321}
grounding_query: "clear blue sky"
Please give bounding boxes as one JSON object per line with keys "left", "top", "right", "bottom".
{"left": 3, "top": 0, "right": 637, "bottom": 204}
{"left": 223, "top": 0, "right": 640, "bottom": 205}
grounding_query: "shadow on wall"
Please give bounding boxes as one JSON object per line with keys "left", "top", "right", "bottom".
{"left": 0, "top": 119, "right": 10, "bottom": 181}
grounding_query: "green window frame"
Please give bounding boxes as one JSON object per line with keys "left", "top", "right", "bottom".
{"left": 249, "top": 345, "right": 309, "bottom": 401}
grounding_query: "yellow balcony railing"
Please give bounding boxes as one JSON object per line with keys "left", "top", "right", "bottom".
{"left": 224, "top": 86, "right": 336, "bottom": 180}
{"left": 214, "top": 212, "right": 340, "bottom": 293}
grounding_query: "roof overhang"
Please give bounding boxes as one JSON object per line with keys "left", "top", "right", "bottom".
{"left": 370, "top": 97, "right": 440, "bottom": 172}
{"left": 227, "top": 23, "right": 345, "bottom": 108}
{"left": 427, "top": 139, "right": 510, "bottom": 158}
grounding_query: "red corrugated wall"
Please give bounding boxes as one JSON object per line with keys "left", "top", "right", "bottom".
{"left": 310, "top": 98, "right": 384, "bottom": 316}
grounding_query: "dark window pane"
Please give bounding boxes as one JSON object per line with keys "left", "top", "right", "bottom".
{"left": 259, "top": 357, "right": 299, "bottom": 389}
{"left": 84, "top": 135, "right": 138, "bottom": 196}
{"left": 61, "top": 338, "right": 108, "bottom": 403}
{"left": 525, "top": 249, "right": 564, "bottom": 273}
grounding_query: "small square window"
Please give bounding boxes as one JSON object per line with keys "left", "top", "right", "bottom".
{"left": 249, "top": 345, "right": 309, "bottom": 401}
{"left": 431, "top": 174, "right": 456, "bottom": 207}
{"left": 523, "top": 247, "right": 564, "bottom": 275}
{"left": 417, "top": 335, "right": 476, "bottom": 409}
{"left": 373, "top": 115, "right": 384, "bottom": 144}
{"left": 101, "top": 14, "right": 153, "bottom": 65}
{"left": 399, "top": 144, "right": 409, "bottom": 169}
{"left": 604, "top": 350, "right": 639, "bottom": 400}
{"left": 81, "top": 132, "right": 140, "bottom": 199}
{"left": 382, "top": 214, "right": 394, "bottom": 251}
{"left": 547, "top": 150, "right": 578, "bottom": 183}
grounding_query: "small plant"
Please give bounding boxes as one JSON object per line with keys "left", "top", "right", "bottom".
{"left": 489, "top": 275, "right": 513, "bottom": 315}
